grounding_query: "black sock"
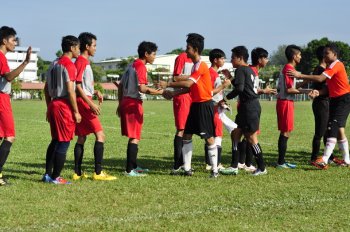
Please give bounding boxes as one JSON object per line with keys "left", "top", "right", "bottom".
{"left": 204, "top": 144, "right": 210, "bottom": 165}
{"left": 245, "top": 144, "right": 253, "bottom": 167}
{"left": 94, "top": 141, "right": 104, "bottom": 175}
{"left": 74, "top": 143, "right": 84, "bottom": 176}
{"left": 217, "top": 146, "right": 222, "bottom": 164}
{"left": 45, "top": 140, "right": 57, "bottom": 176}
{"left": 0, "top": 140, "right": 12, "bottom": 173}
{"left": 174, "top": 135, "right": 183, "bottom": 169}
{"left": 251, "top": 143, "right": 265, "bottom": 171}
{"left": 238, "top": 139, "right": 247, "bottom": 164}
{"left": 311, "top": 136, "right": 321, "bottom": 161}
{"left": 231, "top": 141, "right": 240, "bottom": 168}
{"left": 278, "top": 134, "right": 288, "bottom": 165}
{"left": 52, "top": 152, "right": 67, "bottom": 179}
{"left": 126, "top": 143, "right": 138, "bottom": 173}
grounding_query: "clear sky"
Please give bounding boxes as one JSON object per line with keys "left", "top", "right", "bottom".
{"left": 2, "top": 0, "right": 349, "bottom": 62}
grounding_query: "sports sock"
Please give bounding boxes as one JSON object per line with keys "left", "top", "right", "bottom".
{"left": 51, "top": 152, "right": 67, "bottom": 179}
{"left": 126, "top": 143, "right": 138, "bottom": 173}
{"left": 217, "top": 146, "right": 222, "bottom": 164}
{"left": 251, "top": 143, "right": 265, "bottom": 171}
{"left": 322, "top": 137, "right": 337, "bottom": 163}
{"left": 173, "top": 135, "right": 183, "bottom": 169}
{"left": 45, "top": 140, "right": 58, "bottom": 176}
{"left": 204, "top": 144, "right": 210, "bottom": 165}
{"left": 94, "top": 141, "right": 104, "bottom": 175}
{"left": 207, "top": 144, "right": 218, "bottom": 173}
{"left": 311, "top": 136, "right": 321, "bottom": 161}
{"left": 278, "top": 134, "right": 288, "bottom": 165}
{"left": 245, "top": 143, "right": 253, "bottom": 167}
{"left": 238, "top": 139, "right": 247, "bottom": 165}
{"left": 338, "top": 138, "right": 350, "bottom": 164}
{"left": 182, "top": 140, "right": 192, "bottom": 171}
{"left": 0, "top": 140, "right": 12, "bottom": 173}
{"left": 74, "top": 143, "right": 84, "bottom": 176}
{"left": 231, "top": 140, "right": 240, "bottom": 168}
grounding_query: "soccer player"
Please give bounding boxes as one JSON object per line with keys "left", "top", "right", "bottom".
{"left": 288, "top": 43, "right": 350, "bottom": 169}
{"left": 0, "top": 26, "right": 31, "bottom": 185}
{"left": 170, "top": 52, "right": 193, "bottom": 175}
{"left": 73, "top": 32, "right": 116, "bottom": 181}
{"left": 220, "top": 46, "right": 270, "bottom": 176}
{"left": 275, "top": 45, "right": 308, "bottom": 169}
{"left": 205, "top": 48, "right": 231, "bottom": 171}
{"left": 117, "top": 41, "right": 164, "bottom": 177}
{"left": 160, "top": 33, "right": 219, "bottom": 178}
{"left": 42, "top": 35, "right": 81, "bottom": 184}
{"left": 236, "top": 47, "right": 275, "bottom": 172}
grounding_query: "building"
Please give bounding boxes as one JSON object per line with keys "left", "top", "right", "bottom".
{"left": 6, "top": 46, "right": 40, "bottom": 82}
{"left": 94, "top": 54, "right": 233, "bottom": 73}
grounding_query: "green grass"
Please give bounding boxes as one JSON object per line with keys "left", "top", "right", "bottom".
{"left": 1, "top": 100, "right": 350, "bottom": 231}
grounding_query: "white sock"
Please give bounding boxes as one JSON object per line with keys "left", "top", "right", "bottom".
{"left": 322, "top": 138, "right": 337, "bottom": 163}
{"left": 338, "top": 138, "right": 350, "bottom": 164}
{"left": 208, "top": 144, "right": 218, "bottom": 173}
{"left": 182, "top": 140, "right": 193, "bottom": 171}
{"left": 214, "top": 137, "right": 222, "bottom": 147}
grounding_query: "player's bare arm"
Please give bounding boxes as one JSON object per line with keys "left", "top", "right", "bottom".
{"left": 67, "top": 81, "right": 81, "bottom": 123}
{"left": 287, "top": 70, "right": 327, "bottom": 82}
{"left": 76, "top": 83, "right": 101, "bottom": 115}
{"left": 4, "top": 46, "right": 31, "bottom": 82}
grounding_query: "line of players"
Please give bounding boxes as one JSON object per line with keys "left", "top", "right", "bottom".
{"left": 0, "top": 26, "right": 349, "bottom": 184}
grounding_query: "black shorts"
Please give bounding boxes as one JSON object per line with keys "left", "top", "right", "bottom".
{"left": 235, "top": 98, "right": 261, "bottom": 133}
{"left": 329, "top": 93, "right": 350, "bottom": 128}
{"left": 184, "top": 100, "right": 215, "bottom": 139}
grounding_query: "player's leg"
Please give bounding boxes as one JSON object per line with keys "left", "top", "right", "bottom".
{"left": 74, "top": 136, "right": 86, "bottom": 177}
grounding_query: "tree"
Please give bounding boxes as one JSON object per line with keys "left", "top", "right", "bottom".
{"left": 11, "top": 79, "right": 22, "bottom": 98}
{"left": 201, "top": 49, "right": 212, "bottom": 56}
{"left": 55, "top": 50, "right": 63, "bottom": 58}
{"left": 90, "top": 62, "right": 105, "bottom": 83}
{"left": 269, "top": 45, "right": 288, "bottom": 66}
{"left": 166, "top": 48, "right": 184, "bottom": 55}
{"left": 37, "top": 56, "right": 51, "bottom": 81}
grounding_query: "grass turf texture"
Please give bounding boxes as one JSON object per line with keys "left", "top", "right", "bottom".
{"left": 1, "top": 100, "right": 350, "bottom": 231}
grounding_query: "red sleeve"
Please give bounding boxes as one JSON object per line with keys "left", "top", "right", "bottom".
{"left": 282, "top": 65, "right": 294, "bottom": 89}
{"left": 74, "top": 58, "right": 87, "bottom": 83}
{"left": 66, "top": 63, "right": 77, "bottom": 82}
{"left": 0, "top": 55, "right": 10, "bottom": 76}
{"left": 209, "top": 68, "right": 218, "bottom": 88}
{"left": 173, "top": 54, "right": 186, "bottom": 76}
{"left": 133, "top": 61, "right": 148, "bottom": 85}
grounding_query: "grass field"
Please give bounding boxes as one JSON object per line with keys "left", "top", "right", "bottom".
{"left": 1, "top": 99, "right": 350, "bottom": 231}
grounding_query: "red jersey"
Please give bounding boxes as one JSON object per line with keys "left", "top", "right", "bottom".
{"left": 133, "top": 59, "right": 148, "bottom": 85}
{"left": 189, "top": 61, "right": 213, "bottom": 102}
{"left": 173, "top": 52, "right": 193, "bottom": 76}
{"left": 0, "top": 51, "right": 11, "bottom": 94}
{"left": 323, "top": 60, "right": 350, "bottom": 98}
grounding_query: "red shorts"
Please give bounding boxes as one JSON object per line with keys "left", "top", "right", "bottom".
{"left": 120, "top": 97, "right": 143, "bottom": 140}
{"left": 214, "top": 105, "right": 223, "bottom": 137}
{"left": 276, "top": 99, "right": 294, "bottom": 132}
{"left": 173, "top": 93, "right": 191, "bottom": 130}
{"left": 0, "top": 93, "right": 15, "bottom": 137}
{"left": 48, "top": 99, "right": 76, "bottom": 142}
{"left": 75, "top": 97, "right": 103, "bottom": 136}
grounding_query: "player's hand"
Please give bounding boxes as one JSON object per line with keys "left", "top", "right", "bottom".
{"left": 159, "top": 81, "right": 168, "bottom": 89}
{"left": 222, "top": 78, "right": 231, "bottom": 88}
{"left": 90, "top": 103, "right": 101, "bottom": 115}
{"left": 162, "top": 90, "right": 173, "bottom": 100}
{"left": 220, "top": 69, "right": 232, "bottom": 79}
{"left": 74, "top": 112, "right": 82, "bottom": 123}
{"left": 264, "top": 85, "right": 277, "bottom": 95}
{"left": 116, "top": 105, "right": 121, "bottom": 118}
{"left": 95, "top": 91, "right": 103, "bottom": 105}
{"left": 308, "top": 89, "right": 319, "bottom": 99}
{"left": 287, "top": 70, "right": 302, "bottom": 78}
{"left": 24, "top": 46, "right": 32, "bottom": 64}
{"left": 46, "top": 110, "right": 50, "bottom": 123}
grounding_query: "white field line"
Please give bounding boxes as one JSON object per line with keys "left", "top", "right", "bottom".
{"left": 4, "top": 196, "right": 344, "bottom": 231}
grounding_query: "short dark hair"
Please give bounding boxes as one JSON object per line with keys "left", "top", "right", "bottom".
{"left": 315, "top": 46, "right": 325, "bottom": 62}
{"left": 186, "top": 33, "right": 204, "bottom": 54}
{"left": 209, "top": 48, "right": 225, "bottom": 63}
{"left": 231, "top": 46, "right": 249, "bottom": 63}
{"left": 61, "top": 35, "right": 80, "bottom": 53}
{"left": 325, "top": 43, "right": 340, "bottom": 57}
{"left": 137, "top": 41, "right": 158, "bottom": 58}
{"left": 251, "top": 47, "right": 268, "bottom": 65}
{"left": 78, "top": 32, "right": 97, "bottom": 52}
{"left": 0, "top": 26, "right": 17, "bottom": 45}
{"left": 285, "top": 45, "right": 301, "bottom": 61}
